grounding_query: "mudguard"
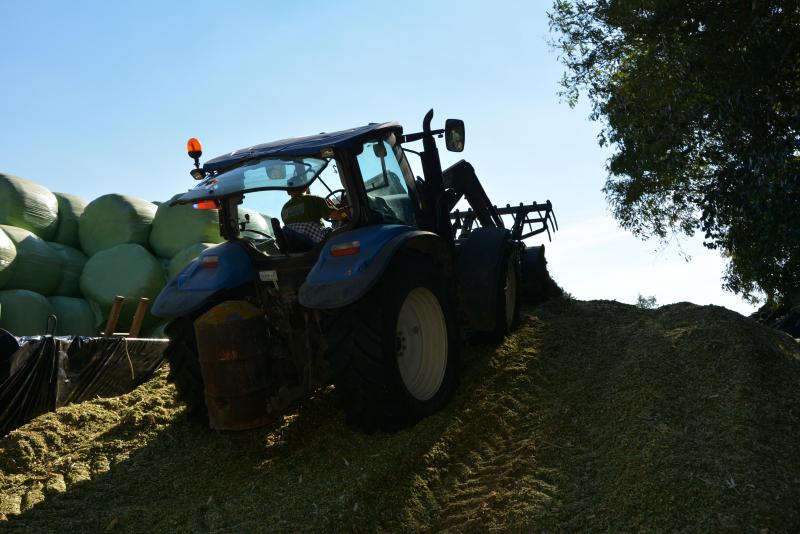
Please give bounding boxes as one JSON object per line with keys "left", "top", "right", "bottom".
{"left": 455, "top": 227, "right": 512, "bottom": 333}
{"left": 298, "top": 225, "right": 442, "bottom": 310}
{"left": 151, "top": 242, "right": 256, "bottom": 319}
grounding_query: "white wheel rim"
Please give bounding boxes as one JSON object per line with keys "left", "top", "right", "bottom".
{"left": 395, "top": 287, "right": 448, "bottom": 401}
{"left": 505, "top": 261, "right": 517, "bottom": 328}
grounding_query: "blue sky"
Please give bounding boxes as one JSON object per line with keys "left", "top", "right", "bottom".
{"left": 0, "top": 1, "right": 756, "bottom": 314}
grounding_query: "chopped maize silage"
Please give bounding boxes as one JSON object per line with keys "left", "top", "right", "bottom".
{"left": 149, "top": 196, "right": 223, "bottom": 259}
{"left": 78, "top": 194, "right": 157, "bottom": 256}
{"left": 47, "top": 296, "right": 96, "bottom": 336}
{"left": 0, "top": 226, "right": 63, "bottom": 296}
{"left": 0, "top": 174, "right": 59, "bottom": 241}
{"left": 46, "top": 243, "right": 86, "bottom": 298}
{"left": 0, "top": 290, "right": 54, "bottom": 336}
{"left": 52, "top": 192, "right": 87, "bottom": 248}
{"left": 0, "top": 228, "right": 16, "bottom": 289}
{"left": 1, "top": 298, "right": 798, "bottom": 532}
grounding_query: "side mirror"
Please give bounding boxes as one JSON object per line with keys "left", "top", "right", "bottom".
{"left": 445, "top": 119, "right": 465, "bottom": 152}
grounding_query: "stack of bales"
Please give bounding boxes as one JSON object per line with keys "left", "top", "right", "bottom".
{"left": 0, "top": 174, "right": 226, "bottom": 337}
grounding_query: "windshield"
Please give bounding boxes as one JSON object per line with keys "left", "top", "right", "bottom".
{"left": 176, "top": 156, "right": 330, "bottom": 204}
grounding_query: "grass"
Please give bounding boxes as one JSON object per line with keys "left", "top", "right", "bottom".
{"left": 1, "top": 298, "right": 798, "bottom": 532}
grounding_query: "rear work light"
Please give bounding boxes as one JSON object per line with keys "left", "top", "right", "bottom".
{"left": 330, "top": 241, "right": 361, "bottom": 257}
{"left": 193, "top": 200, "right": 218, "bottom": 210}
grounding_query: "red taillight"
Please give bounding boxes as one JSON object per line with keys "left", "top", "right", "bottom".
{"left": 201, "top": 256, "right": 219, "bottom": 268}
{"left": 193, "top": 200, "right": 218, "bottom": 210}
{"left": 330, "top": 241, "right": 361, "bottom": 257}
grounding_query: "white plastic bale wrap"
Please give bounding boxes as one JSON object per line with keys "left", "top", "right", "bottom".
{"left": 0, "top": 227, "right": 17, "bottom": 289}
{"left": 47, "top": 242, "right": 87, "bottom": 297}
{"left": 149, "top": 194, "right": 223, "bottom": 258}
{"left": 53, "top": 192, "right": 87, "bottom": 248}
{"left": 48, "top": 296, "right": 97, "bottom": 336}
{"left": 0, "top": 174, "right": 59, "bottom": 240}
{"left": 167, "top": 242, "right": 217, "bottom": 281}
{"left": 78, "top": 194, "right": 157, "bottom": 256}
{"left": 80, "top": 243, "right": 165, "bottom": 331}
{"left": 0, "top": 225, "right": 63, "bottom": 296}
{"left": 0, "top": 289, "right": 54, "bottom": 335}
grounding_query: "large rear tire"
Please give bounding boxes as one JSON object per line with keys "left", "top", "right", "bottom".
{"left": 326, "top": 257, "right": 460, "bottom": 432}
{"left": 164, "top": 317, "right": 208, "bottom": 422}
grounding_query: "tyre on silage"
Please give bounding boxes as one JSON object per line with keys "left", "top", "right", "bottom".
{"left": 80, "top": 243, "right": 165, "bottom": 331}
{"left": 164, "top": 316, "right": 208, "bottom": 420}
{"left": 52, "top": 192, "right": 87, "bottom": 248}
{"left": 326, "top": 255, "right": 460, "bottom": 432}
{"left": 47, "top": 242, "right": 87, "bottom": 297}
{"left": 149, "top": 195, "right": 223, "bottom": 259}
{"left": 167, "top": 243, "right": 217, "bottom": 281}
{"left": 0, "top": 225, "right": 63, "bottom": 296}
{"left": 79, "top": 194, "right": 157, "bottom": 256}
{"left": 0, "top": 228, "right": 17, "bottom": 289}
{"left": 0, "top": 174, "right": 59, "bottom": 240}
{"left": 48, "top": 296, "right": 96, "bottom": 336}
{"left": 0, "top": 289, "right": 54, "bottom": 336}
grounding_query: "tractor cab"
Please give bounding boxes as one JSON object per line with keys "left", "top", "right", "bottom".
{"left": 172, "top": 123, "right": 425, "bottom": 258}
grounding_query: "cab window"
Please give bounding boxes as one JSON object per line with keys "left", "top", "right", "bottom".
{"left": 356, "top": 139, "right": 417, "bottom": 226}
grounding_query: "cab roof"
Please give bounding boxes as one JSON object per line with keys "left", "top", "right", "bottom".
{"left": 203, "top": 122, "right": 402, "bottom": 173}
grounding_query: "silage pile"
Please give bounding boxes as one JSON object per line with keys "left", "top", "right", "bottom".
{"left": 1, "top": 298, "right": 798, "bottom": 532}
{"left": 0, "top": 174, "right": 230, "bottom": 337}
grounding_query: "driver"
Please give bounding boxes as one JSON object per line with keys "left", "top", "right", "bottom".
{"left": 281, "top": 187, "right": 348, "bottom": 244}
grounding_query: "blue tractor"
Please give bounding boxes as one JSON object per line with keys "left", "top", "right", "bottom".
{"left": 152, "top": 110, "right": 557, "bottom": 432}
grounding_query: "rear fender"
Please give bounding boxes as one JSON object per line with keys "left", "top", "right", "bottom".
{"left": 298, "top": 225, "right": 446, "bottom": 310}
{"left": 151, "top": 242, "right": 256, "bottom": 319}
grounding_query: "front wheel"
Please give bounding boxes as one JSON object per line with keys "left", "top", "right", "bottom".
{"left": 327, "top": 258, "right": 460, "bottom": 432}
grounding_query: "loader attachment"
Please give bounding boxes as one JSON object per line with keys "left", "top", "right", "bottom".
{"left": 443, "top": 160, "right": 558, "bottom": 241}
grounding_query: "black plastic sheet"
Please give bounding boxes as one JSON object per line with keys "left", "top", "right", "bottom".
{"left": 0, "top": 335, "right": 166, "bottom": 436}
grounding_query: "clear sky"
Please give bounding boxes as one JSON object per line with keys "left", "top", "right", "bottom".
{"left": 0, "top": 0, "right": 756, "bottom": 314}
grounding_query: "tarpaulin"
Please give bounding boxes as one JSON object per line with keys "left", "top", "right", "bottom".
{"left": 0, "top": 334, "right": 166, "bottom": 436}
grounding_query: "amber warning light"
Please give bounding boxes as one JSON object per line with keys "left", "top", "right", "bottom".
{"left": 187, "top": 137, "right": 203, "bottom": 169}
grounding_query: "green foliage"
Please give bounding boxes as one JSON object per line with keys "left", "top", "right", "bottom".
{"left": 549, "top": 1, "right": 800, "bottom": 305}
{"left": 636, "top": 293, "right": 658, "bottom": 309}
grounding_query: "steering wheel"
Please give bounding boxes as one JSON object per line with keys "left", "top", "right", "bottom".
{"left": 325, "top": 188, "right": 348, "bottom": 209}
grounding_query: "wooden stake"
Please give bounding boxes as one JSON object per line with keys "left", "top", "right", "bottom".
{"left": 104, "top": 296, "right": 125, "bottom": 336}
{"left": 129, "top": 297, "right": 150, "bottom": 338}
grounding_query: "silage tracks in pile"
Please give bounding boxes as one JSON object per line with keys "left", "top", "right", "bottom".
{"left": 1, "top": 298, "right": 799, "bottom": 532}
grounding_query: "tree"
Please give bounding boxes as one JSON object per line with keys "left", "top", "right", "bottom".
{"left": 549, "top": 1, "right": 800, "bottom": 307}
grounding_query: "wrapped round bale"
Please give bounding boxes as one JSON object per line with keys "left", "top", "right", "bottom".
{"left": 0, "top": 289, "right": 54, "bottom": 336}
{"left": 0, "top": 174, "right": 59, "bottom": 240}
{"left": 48, "top": 296, "right": 96, "bottom": 336}
{"left": 167, "top": 242, "right": 217, "bottom": 281}
{"left": 0, "top": 225, "right": 63, "bottom": 296}
{"left": 79, "top": 194, "right": 157, "bottom": 256}
{"left": 47, "top": 242, "right": 87, "bottom": 297}
{"left": 0, "top": 228, "right": 17, "bottom": 289}
{"left": 239, "top": 208, "right": 273, "bottom": 240}
{"left": 149, "top": 195, "right": 223, "bottom": 258}
{"left": 53, "top": 192, "right": 87, "bottom": 248}
{"left": 80, "top": 243, "right": 165, "bottom": 331}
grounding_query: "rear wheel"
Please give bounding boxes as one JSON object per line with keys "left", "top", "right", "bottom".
{"left": 164, "top": 317, "right": 208, "bottom": 422}
{"left": 326, "top": 257, "right": 459, "bottom": 432}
